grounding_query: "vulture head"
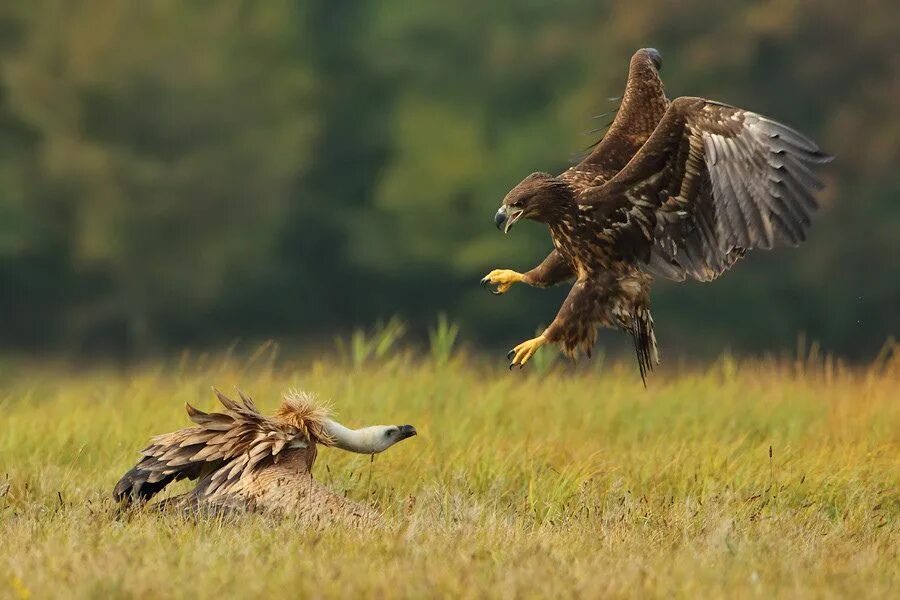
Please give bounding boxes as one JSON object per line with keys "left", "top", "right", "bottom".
{"left": 323, "top": 422, "right": 417, "bottom": 454}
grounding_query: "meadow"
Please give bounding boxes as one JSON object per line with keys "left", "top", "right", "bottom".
{"left": 0, "top": 334, "right": 897, "bottom": 599}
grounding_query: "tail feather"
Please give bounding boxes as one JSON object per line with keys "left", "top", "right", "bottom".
{"left": 113, "top": 459, "right": 203, "bottom": 505}
{"left": 113, "top": 465, "right": 174, "bottom": 504}
{"left": 631, "top": 308, "right": 659, "bottom": 386}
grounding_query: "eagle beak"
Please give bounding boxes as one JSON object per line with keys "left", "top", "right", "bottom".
{"left": 397, "top": 425, "right": 417, "bottom": 440}
{"left": 494, "top": 206, "right": 524, "bottom": 234}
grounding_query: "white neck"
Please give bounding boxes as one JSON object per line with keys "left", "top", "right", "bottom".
{"left": 322, "top": 420, "right": 389, "bottom": 454}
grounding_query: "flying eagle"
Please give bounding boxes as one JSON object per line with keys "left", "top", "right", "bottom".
{"left": 482, "top": 48, "right": 832, "bottom": 380}
{"left": 113, "top": 388, "right": 416, "bottom": 523}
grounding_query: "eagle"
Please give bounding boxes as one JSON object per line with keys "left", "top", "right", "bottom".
{"left": 113, "top": 388, "right": 416, "bottom": 523}
{"left": 482, "top": 48, "right": 832, "bottom": 381}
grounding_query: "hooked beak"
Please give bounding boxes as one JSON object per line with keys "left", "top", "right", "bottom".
{"left": 494, "top": 205, "right": 524, "bottom": 234}
{"left": 397, "top": 424, "right": 417, "bottom": 440}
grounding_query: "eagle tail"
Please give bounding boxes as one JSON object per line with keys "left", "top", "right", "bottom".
{"left": 630, "top": 308, "right": 659, "bottom": 387}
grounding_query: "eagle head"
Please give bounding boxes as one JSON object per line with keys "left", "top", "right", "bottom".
{"left": 639, "top": 47, "right": 662, "bottom": 71}
{"left": 494, "top": 172, "right": 570, "bottom": 233}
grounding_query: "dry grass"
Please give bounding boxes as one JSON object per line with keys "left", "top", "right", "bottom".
{"left": 0, "top": 346, "right": 897, "bottom": 599}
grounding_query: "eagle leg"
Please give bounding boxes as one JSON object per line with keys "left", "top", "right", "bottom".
{"left": 480, "top": 269, "right": 524, "bottom": 295}
{"left": 507, "top": 334, "right": 547, "bottom": 369}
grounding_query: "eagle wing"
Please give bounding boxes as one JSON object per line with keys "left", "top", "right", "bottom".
{"left": 578, "top": 97, "right": 832, "bottom": 278}
{"left": 569, "top": 49, "right": 745, "bottom": 281}
{"left": 113, "top": 389, "right": 308, "bottom": 504}
{"left": 570, "top": 48, "right": 670, "bottom": 184}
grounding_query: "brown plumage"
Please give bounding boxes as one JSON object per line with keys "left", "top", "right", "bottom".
{"left": 482, "top": 48, "right": 832, "bottom": 381}
{"left": 114, "top": 388, "right": 416, "bottom": 524}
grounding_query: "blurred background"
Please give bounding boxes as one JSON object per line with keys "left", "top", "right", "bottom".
{"left": 0, "top": 0, "right": 897, "bottom": 362}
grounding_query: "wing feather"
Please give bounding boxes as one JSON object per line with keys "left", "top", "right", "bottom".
{"left": 571, "top": 48, "right": 669, "bottom": 184}
{"left": 579, "top": 97, "right": 832, "bottom": 278}
{"left": 113, "top": 390, "right": 307, "bottom": 505}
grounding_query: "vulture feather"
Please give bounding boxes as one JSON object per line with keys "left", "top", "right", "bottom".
{"left": 113, "top": 388, "right": 416, "bottom": 524}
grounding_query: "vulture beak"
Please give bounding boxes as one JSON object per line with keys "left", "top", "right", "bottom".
{"left": 397, "top": 425, "right": 417, "bottom": 440}
{"left": 494, "top": 205, "right": 524, "bottom": 234}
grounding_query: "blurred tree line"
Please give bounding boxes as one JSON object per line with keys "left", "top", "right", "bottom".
{"left": 0, "top": 0, "right": 897, "bottom": 360}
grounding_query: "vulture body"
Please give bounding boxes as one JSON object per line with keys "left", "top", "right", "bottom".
{"left": 114, "top": 389, "right": 416, "bottom": 524}
{"left": 483, "top": 48, "right": 832, "bottom": 381}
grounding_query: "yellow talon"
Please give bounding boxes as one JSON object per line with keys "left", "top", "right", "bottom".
{"left": 507, "top": 335, "right": 547, "bottom": 369}
{"left": 480, "top": 269, "right": 524, "bottom": 295}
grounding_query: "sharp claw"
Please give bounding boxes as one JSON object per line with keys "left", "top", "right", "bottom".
{"left": 491, "top": 289, "right": 502, "bottom": 295}
{"left": 480, "top": 277, "right": 488, "bottom": 287}
{"left": 508, "top": 362, "right": 514, "bottom": 370}
{"left": 507, "top": 349, "right": 515, "bottom": 360}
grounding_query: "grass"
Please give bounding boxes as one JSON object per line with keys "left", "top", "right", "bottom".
{"left": 0, "top": 344, "right": 897, "bottom": 599}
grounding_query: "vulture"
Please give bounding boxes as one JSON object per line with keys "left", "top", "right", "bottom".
{"left": 113, "top": 388, "right": 416, "bottom": 523}
{"left": 481, "top": 48, "right": 832, "bottom": 381}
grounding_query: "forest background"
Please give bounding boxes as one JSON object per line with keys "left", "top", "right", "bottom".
{"left": 0, "top": 0, "right": 896, "bottom": 361}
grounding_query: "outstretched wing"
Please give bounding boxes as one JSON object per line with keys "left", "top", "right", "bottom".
{"left": 569, "top": 49, "right": 744, "bottom": 281}
{"left": 578, "top": 97, "right": 832, "bottom": 278}
{"left": 113, "top": 389, "right": 307, "bottom": 504}
{"left": 568, "top": 48, "right": 670, "bottom": 185}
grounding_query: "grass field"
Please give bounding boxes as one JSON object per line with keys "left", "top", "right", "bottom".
{"left": 0, "top": 341, "right": 898, "bottom": 598}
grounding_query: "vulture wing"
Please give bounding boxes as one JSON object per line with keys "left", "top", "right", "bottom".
{"left": 578, "top": 97, "right": 832, "bottom": 279}
{"left": 113, "top": 389, "right": 308, "bottom": 505}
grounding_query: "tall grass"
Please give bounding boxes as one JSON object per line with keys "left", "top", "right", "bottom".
{"left": 0, "top": 344, "right": 897, "bottom": 598}
{"left": 334, "top": 317, "right": 407, "bottom": 369}
{"left": 428, "top": 313, "right": 460, "bottom": 366}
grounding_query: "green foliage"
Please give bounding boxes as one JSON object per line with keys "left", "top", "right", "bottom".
{"left": 0, "top": 0, "right": 897, "bottom": 357}
{"left": 335, "top": 317, "right": 407, "bottom": 369}
{"left": 427, "top": 312, "right": 460, "bottom": 366}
